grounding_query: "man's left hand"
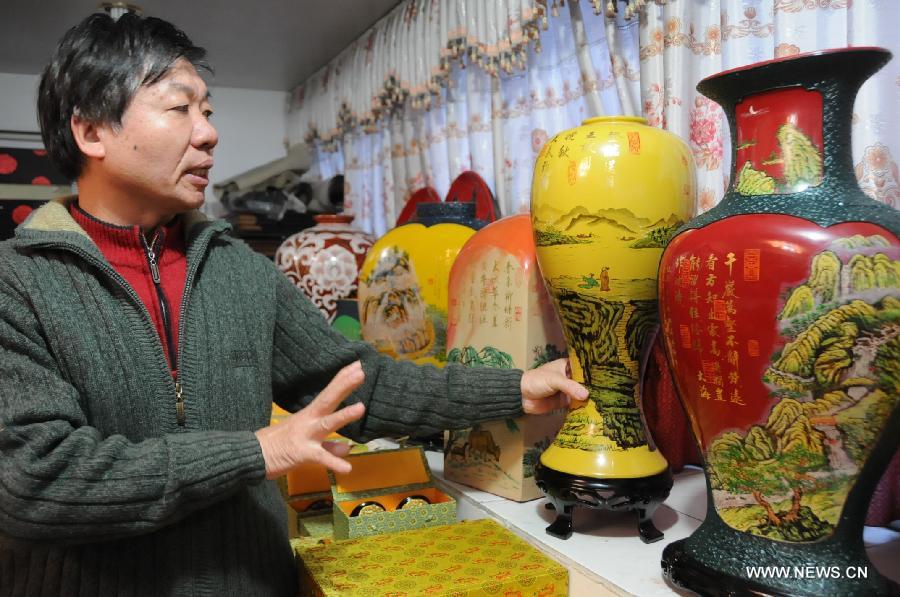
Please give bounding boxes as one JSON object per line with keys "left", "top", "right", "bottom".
{"left": 520, "top": 358, "right": 588, "bottom": 414}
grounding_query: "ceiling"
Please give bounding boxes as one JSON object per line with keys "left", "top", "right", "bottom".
{"left": 0, "top": 0, "right": 402, "bottom": 91}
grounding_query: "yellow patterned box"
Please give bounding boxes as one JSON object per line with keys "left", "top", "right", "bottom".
{"left": 295, "top": 518, "right": 568, "bottom": 596}
{"left": 329, "top": 447, "right": 456, "bottom": 540}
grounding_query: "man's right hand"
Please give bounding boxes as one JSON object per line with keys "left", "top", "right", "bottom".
{"left": 255, "top": 361, "right": 366, "bottom": 479}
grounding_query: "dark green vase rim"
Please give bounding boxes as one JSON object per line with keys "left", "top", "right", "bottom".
{"left": 697, "top": 46, "right": 891, "bottom": 97}
{"left": 683, "top": 45, "right": 898, "bottom": 234}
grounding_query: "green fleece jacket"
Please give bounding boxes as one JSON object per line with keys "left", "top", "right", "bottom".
{"left": 0, "top": 198, "right": 524, "bottom": 596}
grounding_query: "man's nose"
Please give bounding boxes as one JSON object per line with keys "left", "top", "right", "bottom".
{"left": 193, "top": 115, "right": 218, "bottom": 150}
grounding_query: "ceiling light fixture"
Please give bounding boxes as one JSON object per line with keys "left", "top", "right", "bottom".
{"left": 97, "top": 2, "right": 143, "bottom": 20}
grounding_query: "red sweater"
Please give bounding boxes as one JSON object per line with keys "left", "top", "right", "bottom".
{"left": 70, "top": 203, "right": 187, "bottom": 373}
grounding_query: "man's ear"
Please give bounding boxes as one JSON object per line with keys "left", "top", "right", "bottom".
{"left": 70, "top": 114, "right": 107, "bottom": 160}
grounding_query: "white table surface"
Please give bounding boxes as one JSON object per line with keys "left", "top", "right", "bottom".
{"left": 423, "top": 450, "right": 900, "bottom": 596}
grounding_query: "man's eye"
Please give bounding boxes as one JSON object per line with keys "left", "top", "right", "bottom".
{"left": 203, "top": 110, "right": 214, "bottom": 119}
{"left": 172, "top": 105, "right": 189, "bottom": 113}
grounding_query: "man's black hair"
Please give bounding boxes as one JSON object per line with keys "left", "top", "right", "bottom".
{"left": 37, "top": 12, "right": 209, "bottom": 180}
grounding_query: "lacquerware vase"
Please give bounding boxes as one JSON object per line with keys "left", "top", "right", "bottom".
{"left": 275, "top": 214, "right": 374, "bottom": 322}
{"left": 415, "top": 201, "right": 489, "bottom": 230}
{"left": 357, "top": 203, "right": 478, "bottom": 367}
{"left": 530, "top": 116, "right": 695, "bottom": 542}
{"left": 658, "top": 48, "right": 900, "bottom": 596}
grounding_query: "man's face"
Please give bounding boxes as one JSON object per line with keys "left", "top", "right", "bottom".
{"left": 97, "top": 58, "right": 217, "bottom": 216}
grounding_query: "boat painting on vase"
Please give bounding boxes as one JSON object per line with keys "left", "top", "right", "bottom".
{"left": 531, "top": 116, "right": 694, "bottom": 542}
{"left": 658, "top": 48, "right": 899, "bottom": 596}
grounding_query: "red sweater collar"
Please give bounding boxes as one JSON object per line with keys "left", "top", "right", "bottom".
{"left": 70, "top": 202, "right": 185, "bottom": 267}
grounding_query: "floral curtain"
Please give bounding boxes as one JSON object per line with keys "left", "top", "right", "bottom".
{"left": 288, "top": 0, "right": 550, "bottom": 151}
{"left": 290, "top": 0, "right": 897, "bottom": 235}
{"left": 497, "top": 1, "right": 642, "bottom": 215}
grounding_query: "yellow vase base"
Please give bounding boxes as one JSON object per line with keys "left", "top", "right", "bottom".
{"left": 539, "top": 443, "right": 669, "bottom": 479}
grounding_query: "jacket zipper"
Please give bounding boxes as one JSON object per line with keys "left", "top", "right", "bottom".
{"left": 173, "top": 225, "right": 216, "bottom": 428}
{"left": 141, "top": 231, "right": 183, "bottom": 426}
{"left": 141, "top": 232, "right": 178, "bottom": 370}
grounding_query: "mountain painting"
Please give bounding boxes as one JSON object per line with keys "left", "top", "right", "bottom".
{"left": 532, "top": 205, "right": 684, "bottom": 453}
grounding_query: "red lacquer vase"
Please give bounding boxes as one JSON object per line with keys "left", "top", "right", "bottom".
{"left": 275, "top": 214, "right": 374, "bottom": 322}
{"left": 659, "top": 48, "right": 899, "bottom": 596}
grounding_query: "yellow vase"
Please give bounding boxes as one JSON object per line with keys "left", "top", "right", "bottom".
{"left": 530, "top": 116, "right": 695, "bottom": 541}
{"left": 357, "top": 222, "right": 476, "bottom": 367}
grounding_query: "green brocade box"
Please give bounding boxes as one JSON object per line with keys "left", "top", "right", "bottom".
{"left": 294, "top": 518, "right": 568, "bottom": 596}
{"left": 329, "top": 447, "right": 456, "bottom": 540}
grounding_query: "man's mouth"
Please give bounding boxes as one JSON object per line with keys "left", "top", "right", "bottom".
{"left": 185, "top": 168, "right": 209, "bottom": 180}
{"left": 184, "top": 164, "right": 212, "bottom": 186}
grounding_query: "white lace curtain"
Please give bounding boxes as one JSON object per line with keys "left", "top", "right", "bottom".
{"left": 288, "top": 0, "right": 898, "bottom": 236}
{"left": 289, "top": 0, "right": 643, "bottom": 236}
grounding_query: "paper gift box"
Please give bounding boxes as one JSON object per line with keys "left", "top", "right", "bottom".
{"left": 294, "top": 518, "right": 568, "bottom": 596}
{"left": 273, "top": 404, "right": 359, "bottom": 513}
{"left": 283, "top": 437, "right": 368, "bottom": 540}
{"left": 329, "top": 447, "right": 456, "bottom": 540}
{"left": 444, "top": 214, "right": 568, "bottom": 501}
{"left": 286, "top": 461, "right": 336, "bottom": 540}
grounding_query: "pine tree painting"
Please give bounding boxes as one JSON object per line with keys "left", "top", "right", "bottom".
{"left": 778, "top": 122, "right": 823, "bottom": 190}
{"left": 736, "top": 162, "right": 777, "bottom": 195}
{"left": 708, "top": 235, "right": 900, "bottom": 541}
{"left": 735, "top": 120, "right": 823, "bottom": 195}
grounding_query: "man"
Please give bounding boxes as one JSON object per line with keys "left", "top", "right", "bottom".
{"left": 0, "top": 13, "right": 586, "bottom": 596}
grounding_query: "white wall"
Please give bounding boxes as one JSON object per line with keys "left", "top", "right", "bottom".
{"left": 0, "top": 72, "right": 289, "bottom": 212}
{"left": 0, "top": 73, "right": 42, "bottom": 135}
{"left": 204, "top": 85, "right": 288, "bottom": 187}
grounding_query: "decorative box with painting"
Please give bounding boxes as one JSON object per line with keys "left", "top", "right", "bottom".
{"left": 444, "top": 214, "right": 568, "bottom": 501}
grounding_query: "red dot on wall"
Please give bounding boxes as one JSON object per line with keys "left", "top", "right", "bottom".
{"left": 12, "top": 205, "right": 34, "bottom": 225}
{"left": 33, "top": 149, "right": 47, "bottom": 156}
{"left": 0, "top": 154, "right": 18, "bottom": 175}
{"left": 31, "top": 176, "right": 51, "bottom": 185}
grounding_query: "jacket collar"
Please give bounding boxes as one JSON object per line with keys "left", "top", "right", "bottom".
{"left": 14, "top": 196, "right": 230, "bottom": 256}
